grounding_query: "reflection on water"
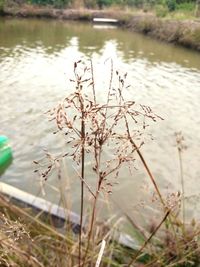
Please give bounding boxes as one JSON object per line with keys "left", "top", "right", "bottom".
{"left": 0, "top": 18, "right": 200, "bottom": 221}
{"left": 1, "top": 18, "right": 200, "bottom": 68}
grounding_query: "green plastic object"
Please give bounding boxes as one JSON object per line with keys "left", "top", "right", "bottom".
{"left": 0, "top": 136, "right": 13, "bottom": 176}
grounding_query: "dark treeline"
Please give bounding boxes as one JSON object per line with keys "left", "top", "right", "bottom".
{"left": 10, "top": 0, "right": 197, "bottom": 10}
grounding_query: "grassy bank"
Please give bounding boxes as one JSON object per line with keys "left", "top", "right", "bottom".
{"left": 1, "top": 3, "right": 200, "bottom": 51}
{"left": 126, "top": 15, "right": 200, "bottom": 51}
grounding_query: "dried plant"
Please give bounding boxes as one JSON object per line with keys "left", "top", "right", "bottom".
{"left": 34, "top": 59, "right": 164, "bottom": 266}
{"left": 0, "top": 209, "right": 40, "bottom": 267}
{"left": 175, "top": 131, "right": 187, "bottom": 226}
{"left": 126, "top": 134, "right": 199, "bottom": 267}
{"left": 1, "top": 60, "right": 199, "bottom": 267}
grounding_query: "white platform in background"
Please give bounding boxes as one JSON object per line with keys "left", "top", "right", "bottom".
{"left": 93, "top": 18, "right": 119, "bottom": 24}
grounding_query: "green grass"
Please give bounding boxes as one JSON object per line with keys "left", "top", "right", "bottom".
{"left": 159, "top": 2, "right": 196, "bottom": 19}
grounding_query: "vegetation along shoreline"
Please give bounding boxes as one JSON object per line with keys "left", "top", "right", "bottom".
{"left": 0, "top": 1, "right": 200, "bottom": 52}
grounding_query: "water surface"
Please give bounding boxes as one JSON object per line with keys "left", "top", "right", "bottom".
{"left": 1, "top": 18, "right": 200, "bottom": 221}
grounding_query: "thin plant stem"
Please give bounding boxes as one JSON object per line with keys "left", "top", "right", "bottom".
{"left": 178, "top": 147, "right": 185, "bottom": 229}
{"left": 81, "top": 194, "right": 98, "bottom": 266}
{"left": 123, "top": 112, "right": 184, "bottom": 255}
{"left": 72, "top": 165, "right": 95, "bottom": 198}
{"left": 90, "top": 59, "right": 96, "bottom": 104}
{"left": 79, "top": 96, "right": 85, "bottom": 267}
{"left": 124, "top": 115, "right": 183, "bottom": 255}
{"left": 124, "top": 115, "right": 165, "bottom": 207}
{"left": 101, "top": 59, "right": 113, "bottom": 143}
{"left": 127, "top": 210, "right": 170, "bottom": 267}
{"left": 82, "top": 62, "right": 114, "bottom": 265}
{"left": 135, "top": 145, "right": 165, "bottom": 205}
{"left": 95, "top": 239, "right": 106, "bottom": 267}
{"left": 82, "top": 149, "right": 103, "bottom": 266}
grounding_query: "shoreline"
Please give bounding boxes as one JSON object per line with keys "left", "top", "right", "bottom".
{"left": 1, "top": 5, "right": 200, "bottom": 51}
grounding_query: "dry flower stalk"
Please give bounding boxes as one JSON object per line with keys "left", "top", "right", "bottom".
{"left": 34, "top": 60, "right": 163, "bottom": 266}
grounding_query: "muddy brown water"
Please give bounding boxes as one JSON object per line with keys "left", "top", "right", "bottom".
{"left": 0, "top": 18, "right": 200, "bottom": 224}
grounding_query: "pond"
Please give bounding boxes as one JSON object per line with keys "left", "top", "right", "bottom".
{"left": 0, "top": 18, "right": 200, "bottom": 222}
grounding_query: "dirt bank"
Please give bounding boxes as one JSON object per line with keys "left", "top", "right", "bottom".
{"left": 126, "top": 15, "right": 200, "bottom": 51}
{"left": 2, "top": 4, "right": 200, "bottom": 51}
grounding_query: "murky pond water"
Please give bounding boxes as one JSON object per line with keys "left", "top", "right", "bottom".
{"left": 1, "top": 18, "right": 200, "bottom": 220}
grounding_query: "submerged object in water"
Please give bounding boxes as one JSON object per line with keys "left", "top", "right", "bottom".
{"left": 0, "top": 136, "right": 12, "bottom": 176}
